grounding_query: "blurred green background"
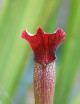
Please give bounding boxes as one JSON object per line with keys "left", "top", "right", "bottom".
{"left": 0, "top": 0, "right": 80, "bottom": 104}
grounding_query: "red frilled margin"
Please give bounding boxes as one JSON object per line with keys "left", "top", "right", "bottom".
{"left": 21, "top": 27, "right": 66, "bottom": 64}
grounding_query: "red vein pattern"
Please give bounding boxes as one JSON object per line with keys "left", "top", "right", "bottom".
{"left": 34, "top": 61, "right": 55, "bottom": 104}
{"left": 21, "top": 27, "right": 66, "bottom": 104}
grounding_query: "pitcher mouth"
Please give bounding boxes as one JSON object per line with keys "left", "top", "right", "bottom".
{"left": 21, "top": 27, "right": 66, "bottom": 64}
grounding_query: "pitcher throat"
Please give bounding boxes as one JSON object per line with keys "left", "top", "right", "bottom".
{"left": 33, "top": 61, "right": 55, "bottom": 104}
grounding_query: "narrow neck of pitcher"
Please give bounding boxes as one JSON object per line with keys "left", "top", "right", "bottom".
{"left": 33, "top": 61, "right": 55, "bottom": 104}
